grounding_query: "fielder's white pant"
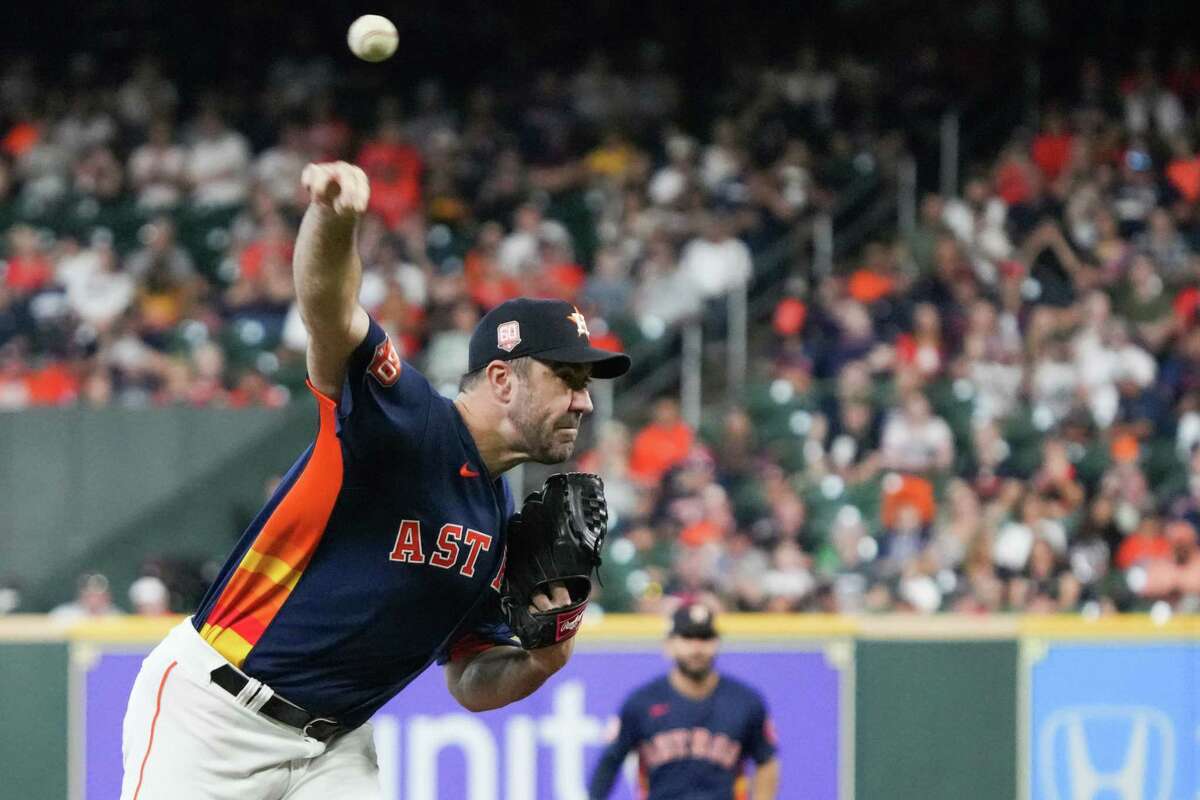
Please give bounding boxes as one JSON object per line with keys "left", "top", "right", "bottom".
{"left": 120, "top": 618, "right": 381, "bottom": 800}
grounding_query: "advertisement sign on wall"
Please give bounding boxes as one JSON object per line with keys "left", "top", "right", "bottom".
{"left": 1026, "top": 642, "right": 1199, "bottom": 800}
{"left": 81, "top": 644, "right": 849, "bottom": 799}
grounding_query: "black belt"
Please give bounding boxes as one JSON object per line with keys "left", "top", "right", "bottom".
{"left": 210, "top": 664, "right": 345, "bottom": 743}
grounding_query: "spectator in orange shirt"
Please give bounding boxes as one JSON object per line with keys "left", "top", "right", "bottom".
{"left": 847, "top": 241, "right": 898, "bottom": 305}
{"left": 881, "top": 473, "right": 936, "bottom": 529}
{"left": 25, "top": 361, "right": 79, "bottom": 406}
{"left": 1116, "top": 518, "right": 1172, "bottom": 571}
{"left": 357, "top": 119, "right": 423, "bottom": 231}
{"left": 464, "top": 221, "right": 523, "bottom": 310}
{"left": 534, "top": 237, "right": 586, "bottom": 302}
{"left": 1031, "top": 108, "right": 1075, "bottom": 181}
{"left": 1132, "top": 519, "right": 1200, "bottom": 598}
{"left": 1165, "top": 136, "right": 1200, "bottom": 203}
{"left": 1, "top": 115, "right": 40, "bottom": 159}
{"left": 993, "top": 142, "right": 1039, "bottom": 206}
{"left": 224, "top": 213, "right": 295, "bottom": 335}
{"left": 894, "top": 302, "right": 945, "bottom": 378}
{"left": 3, "top": 225, "right": 54, "bottom": 296}
{"left": 772, "top": 281, "right": 807, "bottom": 337}
{"left": 630, "top": 396, "right": 695, "bottom": 484}
{"left": 237, "top": 212, "right": 294, "bottom": 283}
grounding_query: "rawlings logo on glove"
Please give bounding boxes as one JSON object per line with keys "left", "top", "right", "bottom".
{"left": 555, "top": 606, "right": 588, "bottom": 641}
{"left": 501, "top": 473, "right": 607, "bottom": 650}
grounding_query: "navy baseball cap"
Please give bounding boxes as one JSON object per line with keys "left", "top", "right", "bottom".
{"left": 670, "top": 602, "right": 718, "bottom": 639}
{"left": 467, "top": 298, "right": 631, "bottom": 379}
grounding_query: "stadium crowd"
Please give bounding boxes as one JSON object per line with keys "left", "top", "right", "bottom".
{"left": 4, "top": 45, "right": 1200, "bottom": 617}
{"left": 589, "top": 50, "right": 1200, "bottom": 618}
{"left": 0, "top": 47, "right": 862, "bottom": 407}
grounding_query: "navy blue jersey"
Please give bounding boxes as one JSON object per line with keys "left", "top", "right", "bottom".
{"left": 193, "top": 317, "right": 516, "bottom": 729}
{"left": 588, "top": 674, "right": 777, "bottom": 800}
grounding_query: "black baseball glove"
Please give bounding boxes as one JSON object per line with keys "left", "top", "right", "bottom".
{"left": 501, "top": 473, "right": 608, "bottom": 649}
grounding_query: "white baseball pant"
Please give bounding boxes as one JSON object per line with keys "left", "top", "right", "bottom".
{"left": 120, "top": 618, "right": 382, "bottom": 800}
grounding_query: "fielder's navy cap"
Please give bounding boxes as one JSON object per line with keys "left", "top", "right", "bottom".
{"left": 670, "top": 602, "right": 718, "bottom": 639}
{"left": 467, "top": 298, "right": 631, "bottom": 379}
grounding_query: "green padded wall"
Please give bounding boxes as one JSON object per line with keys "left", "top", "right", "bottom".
{"left": 0, "top": 402, "right": 317, "bottom": 610}
{"left": 855, "top": 640, "right": 1018, "bottom": 800}
{"left": 0, "top": 643, "right": 69, "bottom": 800}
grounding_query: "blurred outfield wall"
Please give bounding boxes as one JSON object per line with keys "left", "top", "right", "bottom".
{"left": 0, "top": 614, "right": 1194, "bottom": 800}
{"left": 0, "top": 402, "right": 319, "bottom": 611}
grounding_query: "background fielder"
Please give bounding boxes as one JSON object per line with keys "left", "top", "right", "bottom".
{"left": 588, "top": 603, "right": 781, "bottom": 800}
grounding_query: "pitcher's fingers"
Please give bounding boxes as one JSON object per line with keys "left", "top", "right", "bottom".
{"left": 334, "top": 164, "right": 368, "bottom": 215}
{"left": 348, "top": 165, "right": 370, "bottom": 213}
{"left": 330, "top": 170, "right": 357, "bottom": 214}
{"left": 550, "top": 583, "right": 572, "bottom": 607}
{"left": 307, "top": 165, "right": 342, "bottom": 205}
{"left": 301, "top": 163, "right": 327, "bottom": 193}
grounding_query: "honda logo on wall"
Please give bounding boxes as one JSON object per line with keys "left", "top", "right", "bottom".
{"left": 1038, "top": 705, "right": 1175, "bottom": 800}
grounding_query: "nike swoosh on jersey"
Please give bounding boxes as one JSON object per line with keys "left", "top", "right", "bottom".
{"left": 459, "top": 463, "right": 480, "bottom": 478}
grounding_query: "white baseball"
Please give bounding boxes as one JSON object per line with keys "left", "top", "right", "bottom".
{"left": 347, "top": 15, "right": 398, "bottom": 63}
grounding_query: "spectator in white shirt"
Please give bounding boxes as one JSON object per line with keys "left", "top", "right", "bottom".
{"left": 679, "top": 212, "right": 752, "bottom": 298}
{"left": 1124, "top": 66, "right": 1186, "bottom": 138}
{"left": 254, "top": 120, "right": 310, "bottom": 209}
{"left": 186, "top": 108, "right": 250, "bottom": 207}
{"left": 701, "top": 117, "right": 741, "bottom": 190}
{"left": 49, "top": 573, "right": 125, "bottom": 622}
{"left": 942, "top": 177, "right": 1012, "bottom": 282}
{"left": 1031, "top": 337, "right": 1080, "bottom": 426}
{"left": 129, "top": 576, "right": 172, "bottom": 616}
{"left": 61, "top": 240, "right": 133, "bottom": 331}
{"left": 1076, "top": 318, "right": 1157, "bottom": 428}
{"left": 881, "top": 391, "right": 955, "bottom": 474}
{"left": 648, "top": 132, "right": 697, "bottom": 207}
{"left": 115, "top": 58, "right": 178, "bottom": 130}
{"left": 635, "top": 236, "right": 703, "bottom": 328}
{"left": 53, "top": 93, "right": 117, "bottom": 159}
{"left": 422, "top": 301, "right": 478, "bottom": 394}
{"left": 497, "top": 202, "right": 543, "bottom": 275}
{"left": 128, "top": 119, "right": 187, "bottom": 210}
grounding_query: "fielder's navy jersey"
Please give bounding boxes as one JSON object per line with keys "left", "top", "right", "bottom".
{"left": 588, "top": 675, "right": 777, "bottom": 800}
{"left": 193, "top": 317, "right": 516, "bottom": 729}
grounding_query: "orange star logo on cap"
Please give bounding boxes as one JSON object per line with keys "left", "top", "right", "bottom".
{"left": 567, "top": 307, "right": 590, "bottom": 338}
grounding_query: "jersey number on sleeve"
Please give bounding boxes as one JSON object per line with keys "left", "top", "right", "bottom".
{"left": 368, "top": 336, "right": 402, "bottom": 387}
